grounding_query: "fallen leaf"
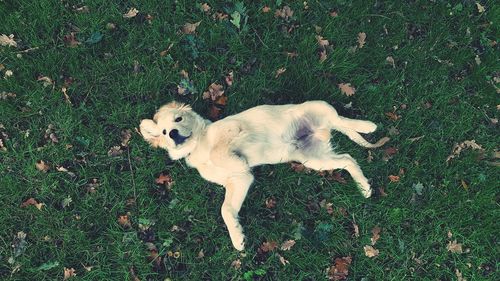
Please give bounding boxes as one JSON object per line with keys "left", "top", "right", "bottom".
{"left": 455, "top": 268, "right": 466, "bottom": 281}
{"left": 231, "top": 259, "right": 241, "bottom": 269}
{"left": 262, "top": 6, "right": 271, "bottom": 13}
{"left": 0, "top": 34, "right": 17, "bottom": 47}
{"left": 446, "top": 140, "right": 485, "bottom": 163}
{"left": 319, "top": 199, "right": 335, "bottom": 214}
{"left": 213, "top": 12, "right": 228, "bottom": 21}
{"left": 56, "top": 166, "right": 76, "bottom": 177}
{"left": 284, "top": 51, "right": 298, "bottom": 58}
{"left": 388, "top": 175, "right": 400, "bottom": 182}
{"left": 275, "top": 67, "right": 286, "bottom": 78}
{"left": 121, "top": 129, "right": 132, "bottom": 147}
{"left": 382, "top": 147, "right": 398, "bottom": 161}
{"left": 107, "top": 146, "right": 123, "bottom": 157}
{"left": 476, "top": 3, "right": 485, "bottom": 13}
{"left": 357, "top": 32, "right": 366, "bottom": 48}
{"left": 378, "top": 187, "right": 388, "bottom": 197}
{"left": 386, "top": 56, "right": 395, "bottom": 68}
{"left": 338, "top": 83, "right": 356, "bottom": 96}
{"left": 200, "top": 3, "right": 211, "bottom": 13}
{"left": 207, "top": 95, "right": 228, "bottom": 120}
{"left": 367, "top": 150, "right": 374, "bottom": 163}
{"left": 352, "top": 223, "right": 360, "bottom": 238}
{"left": 20, "top": 198, "right": 43, "bottom": 210}
{"left": 275, "top": 6, "right": 294, "bottom": 20}
{"left": 371, "top": 226, "right": 381, "bottom": 245}
{"left": 260, "top": 241, "right": 278, "bottom": 252}
{"left": 408, "top": 135, "right": 424, "bottom": 142}
{"left": 329, "top": 10, "right": 338, "bottom": 17}
{"left": 4, "top": 70, "right": 13, "bottom": 78}
{"left": 447, "top": 240, "right": 463, "bottom": 253}
{"left": 36, "top": 75, "right": 55, "bottom": 87}
{"left": 63, "top": 33, "right": 81, "bottom": 48}
{"left": 35, "top": 160, "right": 50, "bottom": 172}
{"left": 327, "top": 256, "right": 352, "bottom": 280}
{"left": 319, "top": 49, "right": 327, "bottom": 62}
{"left": 0, "top": 91, "right": 16, "bottom": 100}
{"left": 315, "top": 35, "right": 329, "bottom": 48}
{"left": 73, "top": 5, "right": 89, "bottom": 13}
{"left": 280, "top": 239, "right": 296, "bottom": 251}
{"left": 202, "top": 82, "right": 224, "bottom": 101}
{"left": 278, "top": 254, "right": 290, "bottom": 265}
{"left": 123, "top": 8, "right": 139, "bottom": 18}
{"left": 182, "top": 21, "right": 201, "bottom": 34}
{"left": 363, "top": 245, "right": 379, "bottom": 257}
{"left": 37, "top": 261, "right": 60, "bottom": 271}
{"left": 265, "top": 197, "right": 276, "bottom": 209}
{"left": 118, "top": 215, "right": 132, "bottom": 228}
{"left": 474, "top": 55, "right": 481, "bottom": 65}
{"left": 385, "top": 111, "right": 400, "bottom": 121}
{"left": 447, "top": 230, "right": 453, "bottom": 239}
{"left": 413, "top": 182, "right": 424, "bottom": 195}
{"left": 197, "top": 249, "right": 205, "bottom": 259}
{"left": 225, "top": 71, "right": 234, "bottom": 86}
{"left": 12, "top": 231, "right": 28, "bottom": 258}
{"left": 63, "top": 267, "right": 76, "bottom": 280}
{"left": 388, "top": 126, "right": 400, "bottom": 136}
{"left": 155, "top": 172, "right": 174, "bottom": 189}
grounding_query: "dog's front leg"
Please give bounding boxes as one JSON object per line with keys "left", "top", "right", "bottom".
{"left": 221, "top": 173, "right": 253, "bottom": 251}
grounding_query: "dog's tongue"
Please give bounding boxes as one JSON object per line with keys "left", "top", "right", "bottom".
{"left": 174, "top": 134, "right": 191, "bottom": 145}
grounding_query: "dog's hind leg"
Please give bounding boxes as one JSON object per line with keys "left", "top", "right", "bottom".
{"left": 301, "top": 153, "right": 372, "bottom": 198}
{"left": 221, "top": 173, "right": 253, "bottom": 250}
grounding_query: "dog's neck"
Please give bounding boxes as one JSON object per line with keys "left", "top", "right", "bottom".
{"left": 168, "top": 116, "right": 211, "bottom": 160}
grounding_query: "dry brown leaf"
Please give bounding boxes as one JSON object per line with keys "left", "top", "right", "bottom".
{"left": 280, "top": 239, "right": 296, "bottom": 251}
{"left": 63, "top": 267, "right": 76, "bottom": 280}
{"left": 385, "top": 111, "right": 400, "bottom": 121}
{"left": 182, "top": 21, "right": 201, "bottom": 34}
{"left": 265, "top": 197, "right": 276, "bottom": 209}
{"left": 447, "top": 240, "right": 463, "bottom": 253}
{"left": 262, "top": 6, "right": 271, "bottom": 13}
{"left": 123, "top": 8, "right": 139, "bottom": 18}
{"left": 388, "top": 175, "right": 400, "bottom": 182}
{"left": 319, "top": 49, "right": 327, "bottom": 63}
{"left": 35, "top": 160, "right": 50, "bottom": 172}
{"left": 225, "top": 71, "right": 234, "bottom": 87}
{"left": 327, "top": 256, "right": 352, "bottom": 280}
{"left": 107, "top": 146, "right": 123, "bottom": 157}
{"left": 315, "top": 35, "right": 329, "bottom": 48}
{"left": 63, "top": 33, "right": 81, "bottom": 48}
{"left": 285, "top": 51, "right": 298, "bottom": 58}
{"left": 56, "top": 166, "right": 76, "bottom": 177}
{"left": 338, "top": 83, "right": 356, "bottom": 96}
{"left": 197, "top": 249, "right": 205, "bottom": 259}
{"left": 275, "top": 6, "right": 294, "bottom": 20}
{"left": 446, "top": 140, "right": 485, "bottom": 163}
{"left": 357, "top": 32, "right": 366, "bottom": 48}
{"left": 278, "top": 254, "right": 290, "bottom": 265}
{"left": 0, "top": 34, "right": 17, "bottom": 47}
{"left": 20, "top": 198, "right": 44, "bottom": 210}
{"left": 352, "top": 223, "right": 360, "bottom": 238}
{"left": 260, "top": 241, "right": 278, "bottom": 252}
{"left": 201, "top": 3, "right": 211, "bottom": 13}
{"left": 118, "top": 214, "right": 132, "bottom": 228}
{"left": 378, "top": 187, "right": 388, "bottom": 197}
{"left": 155, "top": 172, "right": 174, "bottom": 188}
{"left": 213, "top": 12, "right": 228, "bottom": 21}
{"left": 367, "top": 150, "right": 374, "bottom": 163}
{"left": 455, "top": 268, "right": 466, "bottom": 281}
{"left": 386, "top": 56, "right": 395, "bottom": 68}
{"left": 202, "top": 82, "right": 224, "bottom": 101}
{"left": 329, "top": 10, "right": 338, "bottom": 17}
{"left": 363, "top": 245, "right": 379, "bottom": 257}
{"left": 121, "top": 129, "right": 132, "bottom": 147}
{"left": 231, "top": 259, "right": 241, "bottom": 269}
{"left": 129, "top": 267, "right": 140, "bottom": 281}
{"left": 275, "top": 67, "right": 287, "bottom": 78}
{"left": 37, "top": 76, "right": 54, "bottom": 88}
{"left": 371, "top": 226, "right": 381, "bottom": 245}
{"left": 382, "top": 147, "right": 398, "bottom": 161}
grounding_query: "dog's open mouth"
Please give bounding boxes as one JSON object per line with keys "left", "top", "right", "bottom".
{"left": 173, "top": 133, "right": 191, "bottom": 145}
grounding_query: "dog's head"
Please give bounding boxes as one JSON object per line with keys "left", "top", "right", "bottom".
{"left": 140, "top": 101, "right": 207, "bottom": 159}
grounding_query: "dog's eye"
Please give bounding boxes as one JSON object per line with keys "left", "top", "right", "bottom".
{"left": 162, "top": 129, "right": 167, "bottom": 135}
{"left": 175, "top": 117, "right": 183, "bottom": 122}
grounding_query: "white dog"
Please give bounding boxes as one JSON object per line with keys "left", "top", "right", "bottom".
{"left": 140, "top": 101, "right": 388, "bottom": 250}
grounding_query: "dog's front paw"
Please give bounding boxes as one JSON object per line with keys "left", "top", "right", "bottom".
{"left": 361, "top": 187, "right": 373, "bottom": 198}
{"left": 231, "top": 233, "right": 245, "bottom": 251}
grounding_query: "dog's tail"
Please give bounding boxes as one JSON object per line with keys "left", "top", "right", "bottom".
{"left": 332, "top": 117, "right": 389, "bottom": 148}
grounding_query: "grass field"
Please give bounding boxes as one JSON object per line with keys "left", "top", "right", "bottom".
{"left": 1, "top": 0, "right": 499, "bottom": 280}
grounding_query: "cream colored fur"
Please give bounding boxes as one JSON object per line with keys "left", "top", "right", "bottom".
{"left": 140, "top": 100, "right": 388, "bottom": 250}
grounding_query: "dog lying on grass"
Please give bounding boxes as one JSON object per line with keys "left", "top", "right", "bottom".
{"left": 140, "top": 101, "right": 388, "bottom": 250}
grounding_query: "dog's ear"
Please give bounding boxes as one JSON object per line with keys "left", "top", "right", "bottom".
{"left": 140, "top": 119, "right": 162, "bottom": 147}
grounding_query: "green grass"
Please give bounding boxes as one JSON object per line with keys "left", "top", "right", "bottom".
{"left": 1, "top": 0, "right": 498, "bottom": 280}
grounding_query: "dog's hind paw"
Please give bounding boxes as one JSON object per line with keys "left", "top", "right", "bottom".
{"left": 232, "top": 234, "right": 245, "bottom": 251}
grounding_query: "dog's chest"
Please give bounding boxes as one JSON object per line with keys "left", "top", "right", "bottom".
{"left": 185, "top": 146, "right": 227, "bottom": 185}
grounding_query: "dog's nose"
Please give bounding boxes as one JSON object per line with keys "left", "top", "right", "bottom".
{"left": 169, "top": 129, "right": 179, "bottom": 139}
